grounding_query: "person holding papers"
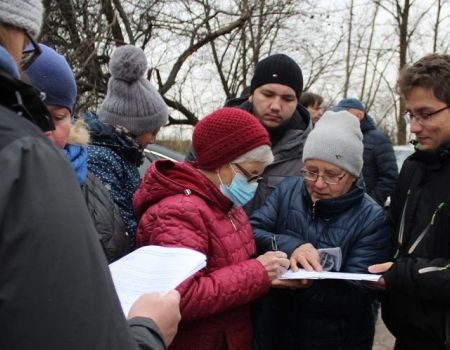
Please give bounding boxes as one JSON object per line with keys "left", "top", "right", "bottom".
{"left": 133, "top": 107, "right": 290, "bottom": 350}
{"left": 250, "top": 111, "right": 391, "bottom": 350}
{"left": 0, "top": 1, "right": 180, "bottom": 349}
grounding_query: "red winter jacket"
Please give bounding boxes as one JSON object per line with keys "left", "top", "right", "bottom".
{"left": 133, "top": 160, "right": 270, "bottom": 350}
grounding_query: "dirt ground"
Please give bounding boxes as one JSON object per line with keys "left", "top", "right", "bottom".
{"left": 373, "top": 311, "right": 395, "bottom": 350}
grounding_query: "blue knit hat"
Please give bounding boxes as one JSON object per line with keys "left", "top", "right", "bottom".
{"left": 332, "top": 98, "right": 365, "bottom": 112}
{"left": 24, "top": 44, "right": 77, "bottom": 112}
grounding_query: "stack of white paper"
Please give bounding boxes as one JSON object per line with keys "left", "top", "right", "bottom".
{"left": 109, "top": 245, "right": 207, "bottom": 316}
{"left": 280, "top": 269, "right": 381, "bottom": 281}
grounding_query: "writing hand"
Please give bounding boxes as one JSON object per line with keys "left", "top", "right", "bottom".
{"left": 256, "top": 251, "right": 290, "bottom": 280}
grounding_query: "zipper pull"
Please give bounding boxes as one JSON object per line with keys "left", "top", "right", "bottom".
{"left": 228, "top": 213, "right": 237, "bottom": 231}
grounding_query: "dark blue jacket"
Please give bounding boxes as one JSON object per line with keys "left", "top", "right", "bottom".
{"left": 84, "top": 112, "right": 142, "bottom": 246}
{"left": 360, "top": 115, "right": 398, "bottom": 206}
{"left": 250, "top": 176, "right": 391, "bottom": 349}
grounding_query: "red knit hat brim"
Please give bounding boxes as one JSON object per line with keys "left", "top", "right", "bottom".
{"left": 193, "top": 108, "right": 271, "bottom": 170}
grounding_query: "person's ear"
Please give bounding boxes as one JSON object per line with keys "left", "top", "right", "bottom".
{"left": 248, "top": 94, "right": 253, "bottom": 103}
{"left": 356, "top": 110, "right": 365, "bottom": 120}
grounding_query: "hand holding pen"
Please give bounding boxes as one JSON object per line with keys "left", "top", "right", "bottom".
{"left": 256, "top": 234, "right": 289, "bottom": 281}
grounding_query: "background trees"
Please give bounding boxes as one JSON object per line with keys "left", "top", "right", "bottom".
{"left": 40, "top": 0, "right": 450, "bottom": 144}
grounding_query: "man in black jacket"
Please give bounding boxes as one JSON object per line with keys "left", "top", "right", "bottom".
{"left": 0, "top": 1, "right": 180, "bottom": 349}
{"left": 333, "top": 98, "right": 398, "bottom": 206}
{"left": 187, "top": 54, "right": 312, "bottom": 214}
{"left": 369, "top": 54, "right": 450, "bottom": 350}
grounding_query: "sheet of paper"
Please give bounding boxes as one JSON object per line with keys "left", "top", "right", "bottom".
{"left": 109, "top": 245, "right": 206, "bottom": 316}
{"left": 280, "top": 269, "right": 381, "bottom": 281}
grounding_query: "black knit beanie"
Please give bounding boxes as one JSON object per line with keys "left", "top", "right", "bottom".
{"left": 250, "top": 54, "right": 303, "bottom": 98}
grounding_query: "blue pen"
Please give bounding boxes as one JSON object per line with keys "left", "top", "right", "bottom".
{"left": 271, "top": 234, "right": 278, "bottom": 251}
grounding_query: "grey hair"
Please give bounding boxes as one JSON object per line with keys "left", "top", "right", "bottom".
{"left": 232, "top": 145, "right": 274, "bottom": 167}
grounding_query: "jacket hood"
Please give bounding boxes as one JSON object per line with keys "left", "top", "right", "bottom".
{"left": 84, "top": 111, "right": 144, "bottom": 166}
{"left": 134, "top": 160, "right": 233, "bottom": 218}
{"left": 360, "top": 114, "right": 376, "bottom": 132}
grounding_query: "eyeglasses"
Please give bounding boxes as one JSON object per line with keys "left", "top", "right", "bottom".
{"left": 404, "top": 105, "right": 450, "bottom": 125}
{"left": 232, "top": 163, "right": 263, "bottom": 184}
{"left": 20, "top": 31, "right": 42, "bottom": 70}
{"left": 300, "top": 169, "right": 347, "bottom": 185}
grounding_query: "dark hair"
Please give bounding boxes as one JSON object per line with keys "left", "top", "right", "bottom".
{"left": 299, "top": 91, "right": 323, "bottom": 108}
{"left": 397, "top": 53, "right": 450, "bottom": 105}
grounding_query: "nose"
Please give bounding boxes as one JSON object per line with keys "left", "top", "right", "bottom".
{"left": 313, "top": 176, "right": 327, "bottom": 189}
{"left": 410, "top": 118, "right": 422, "bottom": 134}
{"left": 270, "top": 96, "right": 282, "bottom": 111}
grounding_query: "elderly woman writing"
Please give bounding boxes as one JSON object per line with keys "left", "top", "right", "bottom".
{"left": 133, "top": 107, "right": 290, "bottom": 350}
{"left": 251, "top": 111, "right": 391, "bottom": 350}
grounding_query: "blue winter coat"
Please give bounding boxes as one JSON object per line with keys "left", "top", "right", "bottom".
{"left": 84, "top": 112, "right": 142, "bottom": 246}
{"left": 250, "top": 176, "right": 391, "bottom": 349}
{"left": 360, "top": 115, "right": 398, "bottom": 206}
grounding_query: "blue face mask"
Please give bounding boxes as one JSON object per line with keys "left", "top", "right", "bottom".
{"left": 218, "top": 170, "right": 258, "bottom": 207}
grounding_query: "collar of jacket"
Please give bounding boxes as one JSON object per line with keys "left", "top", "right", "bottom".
{"left": 84, "top": 112, "right": 144, "bottom": 166}
{"left": 301, "top": 177, "right": 365, "bottom": 218}
{"left": 0, "top": 68, "right": 54, "bottom": 132}
{"left": 0, "top": 45, "right": 19, "bottom": 79}
{"left": 360, "top": 114, "right": 376, "bottom": 132}
{"left": 410, "top": 142, "right": 450, "bottom": 170}
{"left": 134, "top": 160, "right": 234, "bottom": 218}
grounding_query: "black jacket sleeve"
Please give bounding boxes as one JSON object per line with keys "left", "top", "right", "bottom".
{"left": 384, "top": 256, "right": 450, "bottom": 305}
{"left": 0, "top": 112, "right": 165, "bottom": 350}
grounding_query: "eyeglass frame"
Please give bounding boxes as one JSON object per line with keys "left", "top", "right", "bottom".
{"left": 231, "top": 163, "right": 263, "bottom": 184}
{"left": 300, "top": 169, "right": 347, "bottom": 185}
{"left": 403, "top": 105, "right": 450, "bottom": 125}
{"left": 20, "top": 30, "right": 42, "bottom": 71}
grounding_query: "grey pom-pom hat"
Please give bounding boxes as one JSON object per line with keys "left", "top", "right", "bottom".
{"left": 302, "top": 110, "right": 363, "bottom": 177}
{"left": 0, "top": 0, "right": 43, "bottom": 38}
{"left": 98, "top": 45, "right": 168, "bottom": 135}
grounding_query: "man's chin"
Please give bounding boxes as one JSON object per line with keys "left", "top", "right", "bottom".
{"left": 262, "top": 117, "right": 286, "bottom": 129}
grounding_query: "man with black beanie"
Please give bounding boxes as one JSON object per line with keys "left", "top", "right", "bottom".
{"left": 186, "top": 53, "right": 312, "bottom": 214}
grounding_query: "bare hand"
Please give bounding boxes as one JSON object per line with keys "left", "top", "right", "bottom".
{"left": 271, "top": 278, "right": 313, "bottom": 289}
{"left": 256, "top": 251, "right": 290, "bottom": 280}
{"left": 290, "top": 243, "right": 322, "bottom": 272}
{"left": 128, "top": 290, "right": 181, "bottom": 347}
{"left": 366, "top": 262, "right": 393, "bottom": 290}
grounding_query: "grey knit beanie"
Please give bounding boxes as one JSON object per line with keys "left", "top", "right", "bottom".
{"left": 98, "top": 45, "right": 168, "bottom": 135}
{"left": 0, "top": 0, "right": 43, "bottom": 38}
{"left": 302, "top": 111, "right": 363, "bottom": 176}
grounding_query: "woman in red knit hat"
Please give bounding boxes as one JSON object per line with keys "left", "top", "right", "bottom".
{"left": 133, "top": 107, "right": 291, "bottom": 350}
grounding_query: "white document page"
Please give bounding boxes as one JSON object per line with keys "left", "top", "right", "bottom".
{"left": 280, "top": 269, "right": 381, "bottom": 282}
{"left": 109, "top": 245, "right": 206, "bottom": 316}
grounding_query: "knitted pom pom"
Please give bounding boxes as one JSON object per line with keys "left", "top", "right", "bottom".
{"left": 109, "top": 45, "right": 148, "bottom": 82}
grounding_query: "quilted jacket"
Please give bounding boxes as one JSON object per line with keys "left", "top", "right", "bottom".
{"left": 134, "top": 160, "right": 270, "bottom": 350}
{"left": 360, "top": 115, "right": 398, "bottom": 206}
{"left": 250, "top": 176, "right": 391, "bottom": 349}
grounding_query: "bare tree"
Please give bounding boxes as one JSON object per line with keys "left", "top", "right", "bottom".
{"left": 373, "top": 0, "right": 434, "bottom": 144}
